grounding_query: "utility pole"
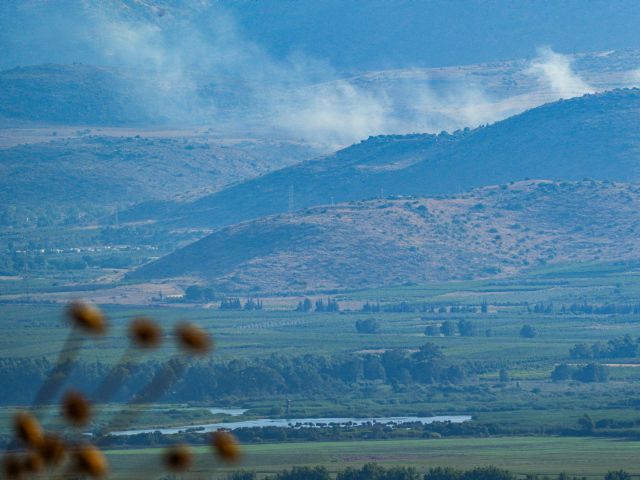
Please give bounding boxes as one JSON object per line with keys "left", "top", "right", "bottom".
{"left": 23, "top": 250, "right": 29, "bottom": 298}
{"left": 288, "top": 185, "right": 294, "bottom": 213}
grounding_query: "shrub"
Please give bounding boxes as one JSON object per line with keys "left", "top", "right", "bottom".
{"left": 356, "top": 318, "right": 379, "bottom": 334}
{"left": 520, "top": 324, "right": 537, "bottom": 338}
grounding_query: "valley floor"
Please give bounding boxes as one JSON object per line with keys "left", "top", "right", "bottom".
{"left": 103, "top": 436, "right": 640, "bottom": 478}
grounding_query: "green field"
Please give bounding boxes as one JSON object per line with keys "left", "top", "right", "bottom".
{"left": 4, "top": 261, "right": 640, "bottom": 472}
{"left": 102, "top": 437, "right": 640, "bottom": 479}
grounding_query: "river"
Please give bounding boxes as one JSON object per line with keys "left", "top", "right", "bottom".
{"left": 109, "top": 415, "right": 472, "bottom": 436}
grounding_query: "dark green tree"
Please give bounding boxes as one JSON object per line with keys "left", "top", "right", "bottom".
{"left": 520, "top": 324, "right": 537, "bottom": 338}
{"left": 356, "top": 318, "right": 379, "bottom": 334}
{"left": 578, "top": 413, "right": 595, "bottom": 433}
{"left": 458, "top": 319, "right": 475, "bottom": 337}
{"left": 274, "top": 466, "right": 330, "bottom": 480}
{"left": 425, "top": 325, "right": 440, "bottom": 336}
{"left": 604, "top": 471, "right": 632, "bottom": 480}
{"left": 550, "top": 363, "right": 573, "bottom": 381}
{"left": 441, "top": 320, "right": 456, "bottom": 336}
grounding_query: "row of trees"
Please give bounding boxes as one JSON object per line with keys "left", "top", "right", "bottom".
{"left": 226, "top": 465, "right": 632, "bottom": 480}
{"left": 362, "top": 302, "right": 486, "bottom": 314}
{"left": 569, "top": 335, "right": 638, "bottom": 359}
{"left": 528, "top": 302, "right": 640, "bottom": 315}
{"left": 295, "top": 298, "right": 340, "bottom": 312}
{"left": 219, "top": 297, "right": 264, "bottom": 310}
{"left": 0, "top": 345, "right": 479, "bottom": 404}
{"left": 423, "top": 321, "right": 537, "bottom": 338}
{"left": 180, "top": 287, "right": 264, "bottom": 310}
{"left": 551, "top": 363, "right": 609, "bottom": 383}
{"left": 424, "top": 319, "right": 477, "bottom": 337}
{"left": 94, "top": 420, "right": 491, "bottom": 449}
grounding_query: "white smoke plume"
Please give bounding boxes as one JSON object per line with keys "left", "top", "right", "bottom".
{"left": 1, "top": 2, "right": 617, "bottom": 148}
{"left": 526, "top": 47, "right": 595, "bottom": 98}
{"left": 626, "top": 69, "right": 640, "bottom": 86}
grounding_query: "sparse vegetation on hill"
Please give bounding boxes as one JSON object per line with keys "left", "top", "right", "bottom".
{"left": 0, "top": 64, "right": 149, "bottom": 124}
{"left": 0, "top": 135, "right": 319, "bottom": 227}
{"left": 131, "top": 180, "right": 640, "bottom": 292}
{"left": 169, "top": 89, "right": 640, "bottom": 228}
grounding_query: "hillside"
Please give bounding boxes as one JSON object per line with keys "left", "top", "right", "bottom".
{"left": 3, "top": 48, "right": 639, "bottom": 129}
{"left": 0, "top": 134, "right": 319, "bottom": 226}
{"left": 0, "top": 64, "right": 154, "bottom": 125}
{"left": 130, "top": 180, "right": 640, "bottom": 292}
{"left": 170, "top": 88, "right": 640, "bottom": 228}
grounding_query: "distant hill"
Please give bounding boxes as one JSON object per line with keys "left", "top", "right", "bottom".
{"left": 0, "top": 64, "right": 153, "bottom": 125}
{"left": 169, "top": 88, "right": 640, "bottom": 228}
{"left": 0, "top": 135, "right": 319, "bottom": 226}
{"left": 130, "top": 180, "right": 640, "bottom": 292}
{"left": 3, "top": 49, "right": 639, "bottom": 129}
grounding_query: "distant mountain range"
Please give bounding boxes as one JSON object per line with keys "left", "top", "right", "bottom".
{"left": 3, "top": 0, "right": 640, "bottom": 71}
{"left": 2, "top": 49, "right": 639, "bottom": 128}
{"left": 167, "top": 88, "right": 640, "bottom": 228}
{"left": 130, "top": 180, "right": 640, "bottom": 292}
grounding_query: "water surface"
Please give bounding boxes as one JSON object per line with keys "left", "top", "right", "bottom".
{"left": 110, "top": 415, "right": 471, "bottom": 436}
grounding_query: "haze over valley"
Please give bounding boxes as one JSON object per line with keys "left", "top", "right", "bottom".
{"left": 3, "top": 2, "right": 640, "bottom": 479}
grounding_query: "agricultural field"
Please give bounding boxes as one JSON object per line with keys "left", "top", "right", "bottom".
{"left": 103, "top": 437, "right": 640, "bottom": 478}
{"left": 3, "top": 260, "right": 640, "bottom": 474}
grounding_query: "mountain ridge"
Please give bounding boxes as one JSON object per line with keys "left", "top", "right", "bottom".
{"left": 167, "top": 88, "right": 640, "bottom": 228}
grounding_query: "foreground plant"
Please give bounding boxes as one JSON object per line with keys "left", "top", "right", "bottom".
{"left": 2, "top": 301, "right": 241, "bottom": 479}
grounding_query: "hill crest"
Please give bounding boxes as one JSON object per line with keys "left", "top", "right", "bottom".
{"left": 168, "top": 88, "right": 640, "bottom": 228}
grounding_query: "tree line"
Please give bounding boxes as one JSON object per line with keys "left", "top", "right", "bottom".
{"left": 551, "top": 363, "right": 609, "bottom": 383}
{"left": 223, "top": 464, "right": 632, "bottom": 480}
{"left": 569, "top": 335, "right": 638, "bottom": 359}
{"left": 296, "top": 298, "right": 340, "bottom": 312}
{"left": 423, "top": 320, "right": 537, "bottom": 338}
{"left": 528, "top": 302, "right": 640, "bottom": 315}
{"left": 362, "top": 302, "right": 484, "bottom": 314}
{"left": 0, "top": 345, "right": 485, "bottom": 405}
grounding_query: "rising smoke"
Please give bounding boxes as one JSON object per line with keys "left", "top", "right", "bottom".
{"left": 1, "top": 1, "right": 631, "bottom": 147}
{"left": 526, "top": 46, "right": 595, "bottom": 98}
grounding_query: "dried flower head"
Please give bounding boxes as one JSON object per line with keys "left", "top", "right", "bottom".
{"left": 74, "top": 444, "right": 108, "bottom": 478}
{"left": 211, "top": 431, "right": 240, "bottom": 463}
{"left": 13, "top": 412, "right": 43, "bottom": 448}
{"left": 22, "top": 451, "right": 44, "bottom": 474}
{"left": 164, "top": 444, "right": 193, "bottom": 472}
{"left": 68, "top": 301, "right": 106, "bottom": 334}
{"left": 38, "top": 434, "right": 66, "bottom": 466}
{"left": 130, "top": 317, "right": 162, "bottom": 348}
{"left": 61, "top": 390, "right": 92, "bottom": 427}
{"left": 2, "top": 453, "right": 23, "bottom": 479}
{"left": 175, "top": 322, "right": 212, "bottom": 355}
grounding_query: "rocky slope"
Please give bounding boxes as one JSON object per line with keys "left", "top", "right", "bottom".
{"left": 130, "top": 180, "right": 640, "bottom": 292}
